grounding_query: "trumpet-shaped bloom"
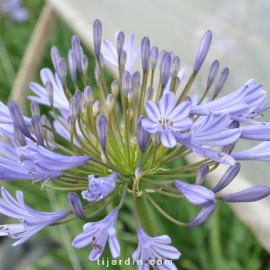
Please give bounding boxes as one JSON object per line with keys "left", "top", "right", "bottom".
{"left": 82, "top": 173, "right": 118, "bottom": 201}
{"left": 0, "top": 187, "right": 68, "bottom": 246}
{"left": 103, "top": 31, "right": 140, "bottom": 75}
{"left": 132, "top": 227, "right": 181, "bottom": 270}
{"left": 142, "top": 92, "right": 192, "bottom": 148}
{"left": 72, "top": 209, "right": 120, "bottom": 260}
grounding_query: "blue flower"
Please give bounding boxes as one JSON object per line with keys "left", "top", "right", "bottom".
{"left": 1, "top": 0, "right": 28, "bottom": 23}
{"left": 142, "top": 92, "right": 192, "bottom": 148}
{"left": 0, "top": 187, "right": 68, "bottom": 246}
{"left": 132, "top": 227, "right": 180, "bottom": 270}
{"left": 72, "top": 209, "right": 120, "bottom": 260}
{"left": 82, "top": 172, "right": 118, "bottom": 201}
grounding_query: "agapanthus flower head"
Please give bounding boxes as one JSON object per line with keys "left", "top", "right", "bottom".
{"left": 0, "top": 0, "right": 28, "bottom": 23}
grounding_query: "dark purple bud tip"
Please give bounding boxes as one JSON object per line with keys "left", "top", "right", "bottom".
{"left": 207, "top": 60, "right": 219, "bottom": 88}
{"left": 195, "top": 165, "right": 209, "bottom": 185}
{"left": 212, "top": 163, "right": 240, "bottom": 193}
{"left": 213, "top": 67, "right": 229, "bottom": 97}
{"left": 188, "top": 203, "right": 217, "bottom": 227}
{"left": 193, "top": 30, "right": 212, "bottom": 72}
{"left": 221, "top": 186, "right": 270, "bottom": 202}
{"left": 160, "top": 52, "right": 171, "bottom": 86}
{"left": 117, "top": 31, "right": 125, "bottom": 56}
{"left": 31, "top": 115, "right": 44, "bottom": 146}
{"left": 141, "top": 37, "right": 150, "bottom": 70}
{"left": 97, "top": 114, "right": 108, "bottom": 148}
{"left": 68, "top": 193, "right": 86, "bottom": 220}
{"left": 58, "top": 58, "right": 67, "bottom": 86}
{"left": 137, "top": 116, "right": 148, "bottom": 152}
{"left": 122, "top": 71, "right": 131, "bottom": 97}
{"left": 8, "top": 100, "right": 31, "bottom": 138}
{"left": 150, "top": 46, "right": 159, "bottom": 70}
{"left": 93, "top": 19, "right": 102, "bottom": 56}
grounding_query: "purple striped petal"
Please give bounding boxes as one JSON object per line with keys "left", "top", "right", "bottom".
{"left": 158, "top": 92, "right": 176, "bottom": 117}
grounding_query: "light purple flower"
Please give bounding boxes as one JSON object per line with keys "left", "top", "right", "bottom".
{"left": 82, "top": 172, "right": 118, "bottom": 201}
{"left": 231, "top": 141, "right": 270, "bottom": 161}
{"left": 132, "top": 227, "right": 180, "bottom": 270}
{"left": 103, "top": 31, "right": 140, "bottom": 75}
{"left": 240, "top": 123, "right": 270, "bottom": 141}
{"left": 175, "top": 180, "right": 215, "bottom": 207}
{"left": 1, "top": 0, "right": 28, "bottom": 23}
{"left": 142, "top": 92, "right": 192, "bottom": 148}
{"left": 0, "top": 187, "right": 68, "bottom": 246}
{"left": 72, "top": 208, "right": 120, "bottom": 260}
{"left": 163, "top": 68, "right": 186, "bottom": 95}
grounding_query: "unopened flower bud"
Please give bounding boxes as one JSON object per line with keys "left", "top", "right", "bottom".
{"left": 184, "top": 95, "right": 191, "bottom": 103}
{"left": 146, "top": 86, "right": 154, "bottom": 100}
{"left": 84, "top": 86, "right": 94, "bottom": 106}
{"left": 122, "top": 71, "right": 131, "bottom": 97}
{"left": 50, "top": 46, "right": 60, "bottom": 73}
{"left": 213, "top": 67, "right": 229, "bottom": 97}
{"left": 69, "top": 98, "right": 78, "bottom": 123}
{"left": 111, "top": 80, "right": 119, "bottom": 97}
{"left": 133, "top": 71, "right": 141, "bottom": 93}
{"left": 106, "top": 94, "right": 115, "bottom": 111}
{"left": 93, "top": 101, "right": 100, "bottom": 117}
{"left": 74, "top": 90, "right": 83, "bottom": 115}
{"left": 150, "top": 46, "right": 159, "bottom": 70}
{"left": 137, "top": 116, "right": 148, "bottom": 152}
{"left": 160, "top": 52, "right": 171, "bottom": 86}
{"left": 128, "top": 88, "right": 135, "bottom": 103}
{"left": 116, "top": 31, "right": 125, "bottom": 56}
{"left": 171, "top": 56, "right": 180, "bottom": 77}
{"left": 13, "top": 124, "right": 26, "bottom": 147}
{"left": 135, "top": 167, "right": 143, "bottom": 181}
{"left": 151, "top": 132, "right": 160, "bottom": 147}
{"left": 120, "top": 50, "right": 127, "bottom": 70}
{"left": 51, "top": 146, "right": 59, "bottom": 153}
{"left": 68, "top": 193, "right": 86, "bottom": 220}
{"left": 45, "top": 80, "right": 53, "bottom": 106}
{"left": 31, "top": 115, "right": 44, "bottom": 146}
{"left": 141, "top": 37, "right": 150, "bottom": 70}
{"left": 67, "top": 116, "right": 74, "bottom": 135}
{"left": 159, "top": 50, "right": 166, "bottom": 68}
{"left": 97, "top": 114, "right": 108, "bottom": 148}
{"left": 81, "top": 55, "right": 88, "bottom": 75}
{"left": 193, "top": 30, "right": 212, "bottom": 72}
{"left": 131, "top": 137, "right": 137, "bottom": 147}
{"left": 93, "top": 19, "right": 102, "bottom": 56}
{"left": 31, "top": 101, "right": 40, "bottom": 117}
{"left": 207, "top": 60, "right": 219, "bottom": 88}
{"left": 68, "top": 49, "right": 77, "bottom": 82}
{"left": 58, "top": 58, "right": 67, "bottom": 86}
{"left": 71, "top": 35, "right": 83, "bottom": 73}
{"left": 195, "top": 165, "right": 209, "bottom": 185}
{"left": 8, "top": 100, "right": 31, "bottom": 138}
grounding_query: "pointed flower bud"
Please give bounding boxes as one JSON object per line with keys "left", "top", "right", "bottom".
{"left": 45, "top": 80, "right": 53, "bottom": 106}
{"left": 93, "top": 19, "right": 102, "bottom": 56}
{"left": 175, "top": 180, "right": 215, "bottom": 207}
{"left": 212, "top": 163, "right": 240, "bottom": 193}
{"left": 116, "top": 31, "right": 125, "bottom": 56}
{"left": 50, "top": 46, "right": 60, "bottom": 73}
{"left": 13, "top": 124, "right": 26, "bottom": 147}
{"left": 8, "top": 100, "right": 31, "bottom": 138}
{"left": 207, "top": 60, "right": 219, "bottom": 88}
{"left": 120, "top": 50, "right": 127, "bottom": 70}
{"left": 111, "top": 80, "right": 119, "bottom": 97}
{"left": 67, "top": 116, "right": 74, "bottom": 135}
{"left": 213, "top": 67, "right": 229, "bottom": 97}
{"left": 106, "top": 94, "right": 115, "bottom": 111}
{"left": 122, "top": 71, "right": 131, "bottom": 97}
{"left": 193, "top": 30, "right": 212, "bottom": 72}
{"left": 188, "top": 203, "right": 217, "bottom": 227}
{"left": 93, "top": 101, "right": 100, "bottom": 117}
{"left": 195, "top": 165, "right": 209, "bottom": 185}
{"left": 160, "top": 52, "right": 171, "bottom": 86}
{"left": 68, "top": 193, "right": 86, "bottom": 220}
{"left": 171, "top": 56, "right": 180, "bottom": 77}
{"left": 135, "top": 167, "right": 143, "bottom": 180}
{"left": 30, "top": 101, "right": 40, "bottom": 117}
{"left": 151, "top": 132, "right": 160, "bottom": 147}
{"left": 84, "top": 86, "right": 94, "bottom": 106}
{"left": 69, "top": 98, "right": 78, "bottom": 123}
{"left": 133, "top": 71, "right": 141, "bottom": 94}
{"left": 150, "top": 46, "right": 159, "bottom": 70}
{"left": 31, "top": 115, "right": 44, "bottom": 146}
{"left": 146, "top": 86, "right": 154, "bottom": 100}
{"left": 71, "top": 35, "right": 83, "bottom": 73}
{"left": 97, "top": 114, "right": 108, "bottom": 148}
{"left": 137, "top": 116, "right": 148, "bottom": 152}
{"left": 68, "top": 49, "right": 77, "bottom": 82}
{"left": 141, "top": 37, "right": 150, "bottom": 70}
{"left": 221, "top": 186, "right": 270, "bottom": 202}
{"left": 159, "top": 50, "right": 166, "bottom": 68}
{"left": 74, "top": 90, "right": 83, "bottom": 115}
{"left": 128, "top": 88, "right": 135, "bottom": 103}
{"left": 81, "top": 55, "right": 88, "bottom": 75}
{"left": 58, "top": 58, "right": 67, "bottom": 86}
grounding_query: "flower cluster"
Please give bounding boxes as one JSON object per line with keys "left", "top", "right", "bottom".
{"left": 0, "top": 0, "right": 28, "bottom": 23}
{"left": 0, "top": 19, "right": 270, "bottom": 268}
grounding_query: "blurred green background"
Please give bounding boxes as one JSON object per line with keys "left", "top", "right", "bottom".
{"left": 0, "top": 1, "right": 270, "bottom": 269}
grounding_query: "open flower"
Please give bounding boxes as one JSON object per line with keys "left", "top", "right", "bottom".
{"left": 142, "top": 92, "right": 192, "bottom": 148}
{"left": 72, "top": 209, "right": 120, "bottom": 260}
